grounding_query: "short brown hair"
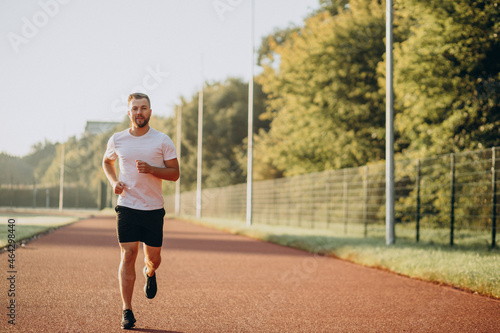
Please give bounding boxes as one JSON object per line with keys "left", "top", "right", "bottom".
{"left": 128, "top": 93, "right": 151, "bottom": 108}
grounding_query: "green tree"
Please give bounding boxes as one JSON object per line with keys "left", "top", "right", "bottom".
{"left": 23, "top": 140, "right": 57, "bottom": 181}
{"left": 175, "top": 78, "right": 269, "bottom": 191}
{"left": 393, "top": 0, "right": 500, "bottom": 157}
{"left": 0, "top": 153, "right": 34, "bottom": 187}
{"left": 314, "top": 0, "right": 350, "bottom": 16}
{"left": 257, "top": 26, "right": 300, "bottom": 68}
{"left": 0, "top": 141, "right": 57, "bottom": 188}
{"left": 256, "top": 0, "right": 386, "bottom": 177}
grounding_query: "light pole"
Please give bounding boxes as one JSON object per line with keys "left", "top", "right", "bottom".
{"left": 175, "top": 104, "right": 182, "bottom": 216}
{"left": 196, "top": 55, "right": 204, "bottom": 219}
{"left": 246, "top": 0, "right": 255, "bottom": 227}
{"left": 58, "top": 142, "right": 65, "bottom": 212}
{"left": 386, "top": 0, "right": 395, "bottom": 244}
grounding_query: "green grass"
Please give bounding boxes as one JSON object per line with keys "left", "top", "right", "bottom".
{"left": 0, "top": 214, "right": 81, "bottom": 248}
{"left": 174, "top": 215, "right": 500, "bottom": 299}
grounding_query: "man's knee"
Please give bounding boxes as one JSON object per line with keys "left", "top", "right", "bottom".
{"left": 120, "top": 245, "right": 138, "bottom": 264}
{"left": 145, "top": 253, "right": 161, "bottom": 269}
{"left": 122, "top": 252, "right": 137, "bottom": 264}
{"left": 146, "top": 256, "right": 161, "bottom": 269}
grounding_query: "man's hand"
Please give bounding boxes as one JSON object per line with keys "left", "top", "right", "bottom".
{"left": 113, "top": 181, "right": 127, "bottom": 194}
{"left": 136, "top": 160, "right": 153, "bottom": 174}
{"left": 134, "top": 158, "right": 179, "bottom": 181}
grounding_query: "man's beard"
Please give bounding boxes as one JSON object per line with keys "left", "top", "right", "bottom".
{"left": 134, "top": 115, "right": 150, "bottom": 128}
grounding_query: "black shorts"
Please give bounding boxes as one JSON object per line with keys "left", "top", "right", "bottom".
{"left": 115, "top": 205, "right": 165, "bottom": 247}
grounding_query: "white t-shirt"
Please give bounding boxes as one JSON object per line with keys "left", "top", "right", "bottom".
{"left": 105, "top": 127, "right": 177, "bottom": 210}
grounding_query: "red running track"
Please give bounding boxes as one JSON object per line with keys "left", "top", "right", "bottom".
{"left": 1, "top": 216, "right": 499, "bottom": 332}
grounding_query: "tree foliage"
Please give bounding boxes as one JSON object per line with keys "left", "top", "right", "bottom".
{"left": 392, "top": 0, "right": 500, "bottom": 157}
{"left": 3, "top": 0, "right": 499, "bottom": 208}
{"left": 0, "top": 154, "right": 34, "bottom": 187}
{"left": 0, "top": 140, "right": 57, "bottom": 188}
{"left": 313, "top": 0, "right": 350, "bottom": 16}
{"left": 256, "top": 0, "right": 386, "bottom": 177}
{"left": 175, "top": 78, "right": 269, "bottom": 191}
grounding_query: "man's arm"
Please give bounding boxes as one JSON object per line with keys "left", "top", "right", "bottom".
{"left": 102, "top": 156, "right": 127, "bottom": 194}
{"left": 136, "top": 158, "right": 180, "bottom": 181}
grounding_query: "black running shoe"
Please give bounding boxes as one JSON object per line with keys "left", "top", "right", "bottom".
{"left": 143, "top": 266, "right": 157, "bottom": 299}
{"left": 121, "top": 309, "right": 136, "bottom": 329}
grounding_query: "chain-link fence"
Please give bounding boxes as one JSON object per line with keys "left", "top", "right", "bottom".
{"left": 3, "top": 145, "right": 497, "bottom": 247}
{"left": 166, "top": 147, "right": 499, "bottom": 248}
{"left": 0, "top": 181, "right": 109, "bottom": 210}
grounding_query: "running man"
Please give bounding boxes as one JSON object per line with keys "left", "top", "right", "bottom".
{"left": 102, "top": 92, "right": 179, "bottom": 329}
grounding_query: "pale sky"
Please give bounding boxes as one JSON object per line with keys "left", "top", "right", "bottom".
{"left": 1, "top": 0, "right": 319, "bottom": 157}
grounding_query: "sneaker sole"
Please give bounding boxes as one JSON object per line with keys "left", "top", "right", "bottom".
{"left": 121, "top": 321, "right": 136, "bottom": 329}
{"left": 143, "top": 266, "right": 157, "bottom": 299}
{"left": 121, "top": 324, "right": 135, "bottom": 330}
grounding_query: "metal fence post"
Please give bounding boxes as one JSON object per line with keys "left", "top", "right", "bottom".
{"left": 326, "top": 172, "right": 331, "bottom": 227}
{"left": 363, "top": 165, "right": 368, "bottom": 238}
{"left": 416, "top": 159, "right": 421, "bottom": 242}
{"left": 298, "top": 178, "right": 302, "bottom": 227}
{"left": 288, "top": 179, "right": 292, "bottom": 226}
{"left": 343, "top": 169, "right": 348, "bottom": 234}
{"left": 33, "top": 182, "right": 37, "bottom": 209}
{"left": 492, "top": 147, "right": 497, "bottom": 249}
{"left": 271, "top": 180, "right": 276, "bottom": 225}
{"left": 311, "top": 173, "right": 315, "bottom": 228}
{"left": 10, "top": 176, "right": 13, "bottom": 208}
{"left": 450, "top": 153, "right": 456, "bottom": 246}
{"left": 275, "top": 179, "right": 280, "bottom": 225}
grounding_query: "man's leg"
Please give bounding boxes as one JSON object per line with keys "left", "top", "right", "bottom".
{"left": 119, "top": 241, "right": 140, "bottom": 310}
{"left": 142, "top": 244, "right": 161, "bottom": 299}
{"left": 144, "top": 244, "right": 161, "bottom": 277}
{"left": 142, "top": 207, "right": 165, "bottom": 298}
